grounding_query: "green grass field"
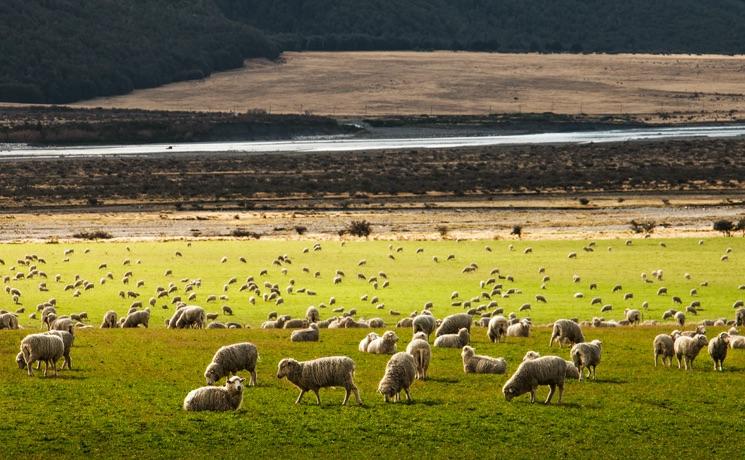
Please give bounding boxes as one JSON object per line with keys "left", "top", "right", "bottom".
{"left": 1, "top": 238, "right": 745, "bottom": 459}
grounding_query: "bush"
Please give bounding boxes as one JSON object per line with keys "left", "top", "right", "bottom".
{"left": 231, "top": 228, "right": 261, "bottom": 239}
{"left": 72, "top": 230, "right": 113, "bottom": 240}
{"left": 629, "top": 220, "right": 656, "bottom": 234}
{"left": 713, "top": 220, "right": 734, "bottom": 236}
{"left": 735, "top": 217, "right": 745, "bottom": 236}
{"left": 346, "top": 220, "right": 372, "bottom": 238}
{"left": 578, "top": 197, "right": 590, "bottom": 205}
{"left": 436, "top": 225, "right": 449, "bottom": 238}
{"left": 294, "top": 225, "right": 308, "bottom": 235}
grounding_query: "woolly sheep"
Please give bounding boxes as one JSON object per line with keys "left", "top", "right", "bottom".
{"left": 736, "top": 308, "right": 745, "bottom": 326}
{"left": 276, "top": 356, "right": 362, "bottom": 405}
{"left": 673, "top": 334, "right": 708, "bottom": 370}
{"left": 653, "top": 334, "right": 675, "bottom": 367}
{"left": 730, "top": 335, "right": 745, "bottom": 349}
{"left": 570, "top": 340, "right": 602, "bottom": 381}
{"left": 674, "top": 311, "right": 686, "bottom": 327}
{"left": 204, "top": 342, "right": 258, "bottom": 386}
{"left": 506, "top": 319, "right": 531, "bottom": 338}
{"left": 358, "top": 332, "right": 379, "bottom": 352}
{"left": 0, "top": 313, "right": 19, "bottom": 330}
{"left": 708, "top": 332, "right": 729, "bottom": 371}
{"left": 175, "top": 306, "right": 206, "bottom": 329}
{"left": 377, "top": 352, "right": 417, "bottom": 402}
{"left": 502, "top": 356, "right": 568, "bottom": 404}
{"left": 283, "top": 319, "right": 309, "bottom": 329}
{"left": 434, "top": 313, "right": 472, "bottom": 337}
{"left": 461, "top": 346, "right": 507, "bottom": 374}
{"left": 121, "top": 309, "right": 150, "bottom": 328}
{"left": 412, "top": 314, "right": 437, "bottom": 338}
{"left": 366, "top": 331, "right": 399, "bottom": 354}
{"left": 405, "top": 332, "right": 431, "bottom": 380}
{"left": 433, "top": 328, "right": 470, "bottom": 348}
{"left": 396, "top": 318, "right": 414, "bottom": 328}
{"left": 17, "top": 333, "right": 64, "bottom": 377}
{"left": 624, "top": 309, "right": 641, "bottom": 325}
{"left": 306, "top": 306, "right": 320, "bottom": 323}
{"left": 184, "top": 376, "right": 245, "bottom": 411}
{"left": 45, "top": 330, "right": 73, "bottom": 370}
{"left": 50, "top": 317, "right": 75, "bottom": 334}
{"left": 549, "top": 319, "right": 585, "bottom": 348}
{"left": 291, "top": 323, "right": 320, "bottom": 342}
{"left": 487, "top": 315, "right": 508, "bottom": 343}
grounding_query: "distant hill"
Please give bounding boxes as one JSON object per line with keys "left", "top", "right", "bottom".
{"left": 0, "top": 1, "right": 278, "bottom": 104}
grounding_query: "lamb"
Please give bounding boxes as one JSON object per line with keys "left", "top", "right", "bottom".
{"left": 183, "top": 376, "right": 245, "bottom": 411}
{"left": 378, "top": 352, "right": 417, "bottom": 402}
{"left": 433, "top": 328, "right": 470, "bottom": 348}
{"left": 121, "top": 309, "right": 150, "bottom": 328}
{"left": 434, "top": 313, "right": 472, "bottom": 337}
{"left": 306, "top": 306, "right": 320, "bottom": 323}
{"left": 506, "top": 319, "right": 531, "bottom": 337}
{"left": 204, "top": 342, "right": 258, "bottom": 386}
{"left": 461, "top": 346, "right": 507, "bottom": 374}
{"left": 708, "top": 332, "right": 729, "bottom": 371}
{"left": 276, "top": 356, "right": 362, "bottom": 405}
{"left": 291, "top": 323, "right": 320, "bottom": 342}
{"left": 653, "top": 334, "right": 675, "bottom": 367}
{"left": 673, "top": 334, "right": 708, "bottom": 370}
{"left": 17, "top": 333, "right": 65, "bottom": 377}
{"left": 570, "top": 340, "right": 602, "bottom": 381}
{"left": 405, "top": 332, "right": 431, "bottom": 380}
{"left": 502, "top": 356, "right": 568, "bottom": 404}
{"left": 487, "top": 315, "right": 508, "bottom": 343}
{"left": 45, "top": 330, "right": 74, "bottom": 370}
{"left": 549, "top": 319, "right": 585, "bottom": 348}
{"left": 175, "top": 306, "right": 206, "bottom": 329}
{"left": 412, "top": 314, "right": 437, "bottom": 338}
{"left": 358, "top": 332, "right": 379, "bottom": 352}
{"left": 624, "top": 309, "right": 641, "bottom": 325}
{"left": 366, "top": 331, "right": 399, "bottom": 354}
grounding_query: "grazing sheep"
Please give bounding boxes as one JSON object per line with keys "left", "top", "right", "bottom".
{"left": 121, "top": 309, "right": 150, "bottom": 328}
{"left": 222, "top": 306, "right": 233, "bottom": 316}
{"left": 736, "top": 308, "right": 745, "bottom": 327}
{"left": 674, "top": 311, "right": 686, "bottom": 327}
{"left": 366, "top": 331, "right": 399, "bottom": 354}
{"left": 653, "top": 334, "right": 675, "bottom": 367}
{"left": 412, "top": 314, "right": 437, "bottom": 338}
{"left": 674, "top": 335, "right": 709, "bottom": 370}
{"left": 502, "top": 356, "right": 568, "bottom": 404}
{"left": 18, "top": 333, "right": 64, "bottom": 377}
{"left": 183, "top": 376, "right": 245, "bottom": 411}
{"left": 434, "top": 313, "right": 472, "bottom": 337}
{"left": 291, "top": 323, "right": 320, "bottom": 342}
{"left": 45, "top": 330, "right": 73, "bottom": 370}
{"left": 378, "top": 352, "right": 417, "bottom": 402}
{"left": 624, "top": 309, "right": 641, "bottom": 325}
{"left": 204, "top": 342, "right": 258, "bottom": 386}
{"left": 50, "top": 317, "right": 75, "bottom": 334}
{"left": 461, "top": 346, "right": 507, "bottom": 374}
{"left": 276, "top": 356, "right": 362, "bottom": 405}
{"left": 708, "top": 332, "right": 730, "bottom": 371}
{"left": 0, "top": 313, "right": 19, "bottom": 330}
{"left": 306, "top": 306, "right": 320, "bottom": 323}
{"left": 175, "top": 306, "right": 206, "bottom": 329}
{"left": 549, "top": 319, "right": 585, "bottom": 348}
{"left": 433, "top": 328, "right": 470, "bottom": 348}
{"left": 405, "top": 332, "right": 431, "bottom": 380}
{"left": 570, "top": 340, "right": 602, "bottom": 381}
{"left": 487, "top": 315, "right": 508, "bottom": 343}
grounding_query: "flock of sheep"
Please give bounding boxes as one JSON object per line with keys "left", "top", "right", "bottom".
{"left": 3, "top": 240, "right": 745, "bottom": 410}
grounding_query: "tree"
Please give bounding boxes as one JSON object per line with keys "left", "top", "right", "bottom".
{"left": 735, "top": 217, "right": 745, "bottom": 236}
{"left": 713, "top": 219, "right": 734, "bottom": 236}
{"left": 511, "top": 225, "right": 523, "bottom": 239}
{"left": 629, "top": 220, "right": 656, "bottom": 234}
{"left": 346, "top": 220, "right": 372, "bottom": 238}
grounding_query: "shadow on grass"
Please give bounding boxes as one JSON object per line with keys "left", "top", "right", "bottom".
{"left": 424, "top": 376, "right": 459, "bottom": 384}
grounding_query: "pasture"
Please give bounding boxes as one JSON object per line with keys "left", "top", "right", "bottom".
{"left": 1, "top": 238, "right": 745, "bottom": 458}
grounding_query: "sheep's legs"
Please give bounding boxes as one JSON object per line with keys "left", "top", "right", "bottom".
{"left": 249, "top": 371, "right": 257, "bottom": 387}
{"left": 556, "top": 384, "right": 564, "bottom": 404}
{"left": 676, "top": 356, "right": 682, "bottom": 369}
{"left": 529, "top": 388, "right": 536, "bottom": 403}
{"left": 295, "top": 390, "right": 306, "bottom": 404}
{"left": 51, "top": 360, "right": 58, "bottom": 377}
{"left": 312, "top": 389, "right": 321, "bottom": 405}
{"left": 654, "top": 353, "right": 658, "bottom": 368}
{"left": 26, "top": 360, "right": 33, "bottom": 377}
{"left": 350, "top": 384, "right": 363, "bottom": 405}
{"left": 545, "top": 384, "right": 556, "bottom": 404}
{"left": 404, "top": 388, "right": 412, "bottom": 402}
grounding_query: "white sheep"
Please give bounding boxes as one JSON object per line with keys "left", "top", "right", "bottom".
{"left": 708, "top": 332, "right": 729, "bottom": 371}
{"left": 502, "top": 356, "right": 568, "bottom": 404}
{"left": 434, "top": 313, "right": 472, "bottom": 337}
{"left": 175, "top": 306, "right": 206, "bottom": 329}
{"left": 405, "top": 332, "right": 431, "bottom": 380}
{"left": 45, "top": 330, "right": 73, "bottom": 370}
{"left": 276, "top": 356, "right": 362, "bottom": 405}
{"left": 291, "top": 323, "right": 320, "bottom": 342}
{"left": 461, "top": 346, "right": 507, "bottom": 374}
{"left": 522, "top": 350, "right": 580, "bottom": 379}
{"left": 121, "top": 309, "right": 150, "bottom": 328}
{"left": 549, "top": 319, "right": 585, "bottom": 347}
{"left": 570, "top": 340, "right": 602, "bottom": 381}
{"left": 624, "top": 309, "right": 641, "bottom": 325}
{"left": 673, "top": 334, "right": 708, "bottom": 370}
{"left": 358, "top": 332, "right": 379, "bottom": 352}
{"left": 506, "top": 319, "right": 531, "bottom": 337}
{"left": 183, "top": 376, "right": 245, "bottom": 411}
{"left": 412, "top": 314, "right": 437, "bottom": 338}
{"left": 377, "top": 352, "right": 417, "bottom": 402}
{"left": 653, "top": 334, "right": 675, "bottom": 367}
{"left": 433, "top": 328, "right": 470, "bottom": 348}
{"left": 204, "top": 342, "right": 258, "bottom": 386}
{"left": 366, "top": 331, "right": 399, "bottom": 354}
{"left": 17, "top": 333, "right": 65, "bottom": 377}
{"left": 487, "top": 315, "right": 508, "bottom": 343}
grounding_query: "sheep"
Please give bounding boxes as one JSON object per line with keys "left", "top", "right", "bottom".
{"left": 549, "top": 319, "right": 585, "bottom": 348}
{"left": 50, "top": 317, "right": 75, "bottom": 334}
{"left": 653, "top": 334, "right": 675, "bottom": 367}
{"left": 283, "top": 319, "right": 309, "bottom": 329}
{"left": 434, "top": 313, "right": 472, "bottom": 337}
{"left": 674, "top": 311, "right": 686, "bottom": 327}
{"left": 276, "top": 356, "right": 362, "bottom": 405}
{"left": 433, "top": 328, "right": 470, "bottom": 348}
{"left": 730, "top": 335, "right": 745, "bottom": 349}
{"left": 366, "top": 331, "right": 399, "bottom": 354}
{"left": 461, "top": 346, "right": 507, "bottom": 374}
{"left": 18, "top": 333, "right": 65, "bottom": 377}
{"left": 204, "top": 342, "right": 258, "bottom": 386}
{"left": 708, "top": 332, "right": 729, "bottom": 371}
{"left": 222, "top": 305, "right": 233, "bottom": 316}
{"left": 673, "top": 335, "right": 709, "bottom": 370}
{"left": 487, "top": 315, "right": 508, "bottom": 343}
{"left": 291, "top": 323, "right": 320, "bottom": 342}
{"left": 121, "top": 310, "right": 150, "bottom": 328}
{"left": 183, "top": 376, "right": 246, "bottom": 412}
{"left": 412, "top": 314, "right": 437, "bottom": 338}
{"left": 736, "top": 308, "right": 745, "bottom": 327}
{"left": 506, "top": 319, "right": 531, "bottom": 338}
{"left": 624, "top": 309, "right": 641, "bottom": 325}
{"left": 358, "top": 332, "right": 379, "bottom": 352}
{"left": 207, "top": 322, "right": 227, "bottom": 329}
{"left": 175, "top": 306, "right": 206, "bottom": 329}
{"left": 0, "top": 313, "right": 19, "bottom": 330}
{"left": 405, "top": 332, "right": 431, "bottom": 380}
{"left": 45, "top": 330, "right": 74, "bottom": 370}
{"left": 368, "top": 318, "right": 386, "bottom": 328}
{"left": 502, "top": 356, "right": 568, "bottom": 404}
{"left": 521, "top": 351, "right": 579, "bottom": 379}
{"left": 570, "top": 340, "right": 602, "bottom": 381}
{"left": 396, "top": 318, "right": 413, "bottom": 328}
{"left": 378, "top": 352, "right": 417, "bottom": 402}
{"left": 306, "top": 306, "right": 320, "bottom": 323}
{"left": 261, "top": 315, "right": 289, "bottom": 329}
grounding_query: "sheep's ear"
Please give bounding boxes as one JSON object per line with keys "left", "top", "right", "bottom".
{"left": 238, "top": 377, "right": 246, "bottom": 382}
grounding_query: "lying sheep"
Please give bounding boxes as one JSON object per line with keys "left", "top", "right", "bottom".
{"left": 121, "top": 309, "right": 150, "bottom": 328}
{"left": 284, "top": 319, "right": 309, "bottom": 329}
{"left": 396, "top": 318, "right": 413, "bottom": 328}
{"left": 378, "top": 352, "right": 417, "bottom": 402}
{"left": 204, "top": 342, "right": 258, "bottom": 386}
{"left": 549, "top": 319, "right": 585, "bottom": 348}
{"left": 653, "top": 334, "right": 675, "bottom": 367}
{"left": 708, "top": 332, "right": 729, "bottom": 371}
{"left": 276, "top": 356, "right": 362, "bottom": 405}
{"left": 730, "top": 335, "right": 745, "bottom": 349}
{"left": 434, "top": 313, "right": 472, "bottom": 337}
{"left": 17, "top": 333, "right": 64, "bottom": 377}
{"left": 183, "top": 376, "right": 245, "bottom": 411}
{"left": 433, "top": 328, "right": 470, "bottom": 348}
{"left": 673, "top": 334, "right": 708, "bottom": 370}
{"left": 506, "top": 319, "right": 531, "bottom": 338}
{"left": 487, "top": 315, "right": 508, "bottom": 343}
{"left": 358, "top": 332, "right": 379, "bottom": 352}
{"left": 100, "top": 310, "right": 118, "bottom": 328}
{"left": 502, "top": 356, "right": 568, "bottom": 404}
{"left": 368, "top": 318, "right": 386, "bottom": 328}
{"left": 366, "top": 331, "right": 399, "bottom": 354}
{"left": 461, "top": 346, "right": 507, "bottom": 374}
{"left": 261, "top": 315, "right": 289, "bottom": 329}
{"left": 405, "top": 332, "right": 431, "bottom": 380}
{"left": 412, "top": 314, "right": 437, "bottom": 338}
{"left": 291, "top": 323, "right": 320, "bottom": 342}
{"left": 570, "top": 340, "right": 602, "bottom": 381}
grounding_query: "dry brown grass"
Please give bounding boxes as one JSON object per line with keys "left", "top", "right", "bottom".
{"left": 76, "top": 51, "right": 745, "bottom": 121}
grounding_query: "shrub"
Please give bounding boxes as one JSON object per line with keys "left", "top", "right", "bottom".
{"left": 511, "top": 225, "right": 523, "bottom": 239}
{"left": 578, "top": 197, "right": 590, "bottom": 205}
{"left": 231, "top": 228, "right": 261, "bottom": 239}
{"left": 346, "top": 220, "right": 372, "bottom": 238}
{"left": 294, "top": 225, "right": 308, "bottom": 235}
{"left": 436, "top": 225, "right": 449, "bottom": 238}
{"left": 735, "top": 217, "right": 745, "bottom": 236}
{"left": 72, "top": 230, "right": 113, "bottom": 240}
{"left": 713, "top": 219, "right": 734, "bottom": 236}
{"left": 629, "top": 220, "right": 656, "bottom": 234}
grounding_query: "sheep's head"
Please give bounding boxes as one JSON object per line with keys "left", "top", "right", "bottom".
{"left": 695, "top": 335, "right": 709, "bottom": 348}
{"left": 719, "top": 332, "right": 730, "bottom": 344}
{"left": 226, "top": 376, "right": 245, "bottom": 393}
{"left": 503, "top": 384, "right": 518, "bottom": 402}
{"left": 277, "top": 358, "right": 299, "bottom": 379}
{"left": 204, "top": 363, "right": 222, "bottom": 385}
{"left": 592, "top": 339, "right": 603, "bottom": 350}
{"left": 383, "top": 331, "right": 398, "bottom": 343}
{"left": 522, "top": 351, "right": 540, "bottom": 362}
{"left": 16, "top": 352, "right": 25, "bottom": 369}
{"left": 458, "top": 328, "right": 470, "bottom": 344}
{"left": 412, "top": 332, "right": 427, "bottom": 341}
{"left": 377, "top": 381, "right": 397, "bottom": 401}
{"left": 461, "top": 346, "right": 474, "bottom": 359}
